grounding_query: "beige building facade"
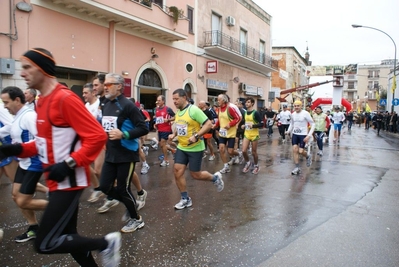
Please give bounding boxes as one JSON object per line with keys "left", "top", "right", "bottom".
{"left": 0, "top": 0, "right": 276, "bottom": 113}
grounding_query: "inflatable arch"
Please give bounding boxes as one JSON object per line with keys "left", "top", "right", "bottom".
{"left": 310, "top": 98, "right": 352, "bottom": 112}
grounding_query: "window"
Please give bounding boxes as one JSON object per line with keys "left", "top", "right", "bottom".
{"left": 259, "top": 40, "right": 265, "bottom": 63}
{"left": 240, "top": 29, "right": 247, "bottom": 56}
{"left": 368, "top": 70, "right": 380, "bottom": 78}
{"left": 187, "top": 6, "right": 194, "bottom": 34}
{"left": 153, "top": 0, "right": 163, "bottom": 7}
{"left": 211, "top": 13, "right": 221, "bottom": 45}
{"left": 184, "top": 83, "right": 192, "bottom": 99}
{"left": 348, "top": 82, "right": 355, "bottom": 89}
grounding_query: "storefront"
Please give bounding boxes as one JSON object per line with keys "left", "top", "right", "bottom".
{"left": 206, "top": 78, "right": 228, "bottom": 106}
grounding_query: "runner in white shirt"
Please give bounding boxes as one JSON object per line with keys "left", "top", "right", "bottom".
{"left": 83, "top": 83, "right": 100, "bottom": 118}
{"left": 285, "top": 100, "right": 315, "bottom": 175}
{"left": 82, "top": 83, "right": 103, "bottom": 202}
{"left": 331, "top": 106, "right": 345, "bottom": 143}
{"left": 278, "top": 104, "right": 292, "bottom": 143}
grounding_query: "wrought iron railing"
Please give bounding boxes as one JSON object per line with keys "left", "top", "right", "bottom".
{"left": 204, "top": 31, "right": 278, "bottom": 69}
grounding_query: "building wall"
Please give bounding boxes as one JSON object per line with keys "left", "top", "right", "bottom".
{"left": 0, "top": 0, "right": 273, "bottom": 111}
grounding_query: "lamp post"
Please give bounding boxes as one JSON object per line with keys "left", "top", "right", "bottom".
{"left": 352, "top": 24, "right": 397, "bottom": 112}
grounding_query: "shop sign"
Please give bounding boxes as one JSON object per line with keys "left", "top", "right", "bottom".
{"left": 257, "top": 87, "right": 263, "bottom": 97}
{"left": 244, "top": 84, "right": 258, "bottom": 96}
{"left": 124, "top": 78, "right": 131, "bottom": 98}
{"left": 206, "top": 79, "right": 228, "bottom": 91}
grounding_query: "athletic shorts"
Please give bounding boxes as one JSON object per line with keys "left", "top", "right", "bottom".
{"left": 203, "top": 133, "right": 213, "bottom": 139}
{"left": 236, "top": 129, "right": 244, "bottom": 139}
{"left": 14, "top": 166, "right": 43, "bottom": 195}
{"left": 174, "top": 149, "right": 203, "bottom": 172}
{"left": 244, "top": 134, "right": 260, "bottom": 142}
{"left": 158, "top": 131, "right": 172, "bottom": 141}
{"left": 333, "top": 123, "right": 342, "bottom": 131}
{"left": 291, "top": 134, "right": 306, "bottom": 149}
{"left": 219, "top": 137, "right": 235, "bottom": 148}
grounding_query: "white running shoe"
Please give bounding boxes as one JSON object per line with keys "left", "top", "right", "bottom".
{"left": 252, "top": 165, "right": 260, "bottom": 174}
{"left": 121, "top": 216, "right": 145, "bottom": 233}
{"left": 140, "top": 164, "right": 150, "bottom": 174}
{"left": 160, "top": 160, "right": 169, "bottom": 167}
{"left": 142, "top": 146, "right": 149, "bottom": 156}
{"left": 136, "top": 189, "right": 147, "bottom": 211}
{"left": 97, "top": 199, "right": 119, "bottom": 214}
{"left": 242, "top": 161, "right": 251, "bottom": 173}
{"left": 291, "top": 167, "right": 301, "bottom": 175}
{"left": 87, "top": 190, "right": 103, "bottom": 203}
{"left": 213, "top": 172, "right": 224, "bottom": 192}
{"left": 174, "top": 197, "right": 193, "bottom": 210}
{"left": 219, "top": 165, "right": 231, "bottom": 174}
{"left": 100, "top": 232, "right": 121, "bottom": 267}
{"left": 317, "top": 151, "right": 323, "bottom": 156}
{"left": 208, "top": 155, "right": 215, "bottom": 161}
{"left": 306, "top": 153, "right": 313, "bottom": 167}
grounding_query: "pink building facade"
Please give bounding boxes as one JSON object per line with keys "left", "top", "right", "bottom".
{"left": 0, "top": 0, "right": 276, "bottom": 112}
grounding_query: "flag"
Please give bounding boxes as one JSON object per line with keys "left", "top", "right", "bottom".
{"left": 376, "top": 90, "right": 380, "bottom": 101}
{"left": 365, "top": 103, "right": 371, "bottom": 113}
{"left": 392, "top": 75, "right": 397, "bottom": 94}
{"left": 357, "top": 105, "right": 361, "bottom": 113}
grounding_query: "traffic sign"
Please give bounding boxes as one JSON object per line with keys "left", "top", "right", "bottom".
{"left": 379, "top": 99, "right": 387, "bottom": 106}
{"left": 393, "top": 98, "right": 399, "bottom": 106}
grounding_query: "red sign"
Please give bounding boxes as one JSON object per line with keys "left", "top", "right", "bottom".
{"left": 206, "top": 60, "right": 218, "bottom": 73}
{"left": 124, "top": 78, "right": 131, "bottom": 98}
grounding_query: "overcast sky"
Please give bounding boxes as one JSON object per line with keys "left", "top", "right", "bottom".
{"left": 253, "top": 0, "right": 399, "bottom": 66}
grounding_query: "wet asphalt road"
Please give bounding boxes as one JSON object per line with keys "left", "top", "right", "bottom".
{"left": 1, "top": 125, "right": 399, "bottom": 267}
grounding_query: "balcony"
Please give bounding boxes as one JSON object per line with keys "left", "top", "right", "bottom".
{"left": 46, "top": 0, "right": 188, "bottom": 41}
{"left": 203, "top": 31, "right": 278, "bottom": 74}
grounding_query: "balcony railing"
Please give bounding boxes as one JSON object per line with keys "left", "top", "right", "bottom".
{"left": 204, "top": 30, "right": 278, "bottom": 69}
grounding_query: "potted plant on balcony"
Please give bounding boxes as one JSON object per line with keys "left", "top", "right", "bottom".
{"left": 169, "top": 6, "right": 183, "bottom": 24}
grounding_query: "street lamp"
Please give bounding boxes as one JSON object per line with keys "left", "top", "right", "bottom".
{"left": 352, "top": 24, "right": 397, "bottom": 112}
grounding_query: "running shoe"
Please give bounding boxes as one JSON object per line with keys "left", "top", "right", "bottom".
{"left": 228, "top": 156, "right": 236, "bottom": 165}
{"left": 14, "top": 226, "right": 37, "bottom": 243}
{"left": 242, "top": 161, "right": 251, "bottom": 173}
{"left": 100, "top": 232, "right": 121, "bottom": 267}
{"left": 317, "top": 151, "right": 323, "bottom": 156}
{"left": 291, "top": 167, "right": 301, "bottom": 175}
{"left": 97, "top": 199, "right": 119, "bottom": 214}
{"left": 136, "top": 189, "right": 147, "bottom": 211}
{"left": 208, "top": 154, "right": 215, "bottom": 161}
{"left": 142, "top": 146, "right": 149, "bottom": 156}
{"left": 213, "top": 172, "right": 224, "bottom": 192}
{"left": 140, "top": 163, "right": 150, "bottom": 174}
{"left": 252, "top": 165, "right": 260, "bottom": 174}
{"left": 121, "top": 216, "right": 145, "bottom": 233}
{"left": 219, "top": 165, "right": 231, "bottom": 174}
{"left": 174, "top": 197, "right": 193, "bottom": 210}
{"left": 87, "top": 190, "right": 103, "bottom": 203}
{"left": 306, "top": 153, "right": 313, "bottom": 167}
{"left": 160, "top": 160, "right": 169, "bottom": 167}
{"left": 202, "top": 152, "right": 207, "bottom": 159}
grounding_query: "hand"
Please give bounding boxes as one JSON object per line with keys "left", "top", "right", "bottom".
{"left": 0, "top": 144, "right": 23, "bottom": 160}
{"left": 109, "top": 129, "right": 123, "bottom": 140}
{"left": 224, "top": 124, "right": 231, "bottom": 130}
{"left": 44, "top": 161, "right": 74, "bottom": 182}
{"left": 168, "top": 134, "right": 175, "bottom": 141}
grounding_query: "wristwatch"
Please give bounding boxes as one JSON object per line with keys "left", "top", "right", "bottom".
{"left": 65, "top": 157, "right": 77, "bottom": 169}
{"left": 194, "top": 133, "right": 200, "bottom": 140}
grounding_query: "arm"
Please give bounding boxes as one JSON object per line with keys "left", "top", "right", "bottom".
{"left": 166, "top": 107, "right": 175, "bottom": 123}
{"left": 325, "top": 115, "right": 331, "bottom": 130}
{"left": 252, "top": 111, "right": 264, "bottom": 128}
{"left": 0, "top": 106, "right": 13, "bottom": 138}
{"left": 227, "top": 106, "right": 242, "bottom": 127}
{"left": 61, "top": 93, "right": 107, "bottom": 167}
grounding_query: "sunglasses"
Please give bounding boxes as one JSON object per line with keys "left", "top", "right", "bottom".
{"left": 103, "top": 83, "right": 120, "bottom": 88}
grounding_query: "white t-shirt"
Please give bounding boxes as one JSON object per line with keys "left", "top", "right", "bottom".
{"left": 279, "top": 110, "right": 292, "bottom": 125}
{"left": 332, "top": 111, "right": 345, "bottom": 124}
{"left": 288, "top": 110, "right": 315, "bottom": 136}
{"left": 85, "top": 98, "right": 100, "bottom": 118}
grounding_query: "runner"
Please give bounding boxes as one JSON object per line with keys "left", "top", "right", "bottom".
{"left": 331, "top": 106, "right": 345, "bottom": 143}
{"left": 241, "top": 97, "right": 263, "bottom": 174}
{"left": 168, "top": 89, "right": 224, "bottom": 210}
{"left": 312, "top": 106, "right": 330, "bottom": 157}
{"left": 285, "top": 100, "right": 315, "bottom": 175}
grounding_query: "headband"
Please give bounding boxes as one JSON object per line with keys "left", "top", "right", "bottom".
{"left": 21, "top": 49, "right": 56, "bottom": 78}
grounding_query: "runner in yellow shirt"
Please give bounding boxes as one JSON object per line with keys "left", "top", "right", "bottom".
{"left": 168, "top": 89, "right": 224, "bottom": 210}
{"left": 241, "top": 97, "right": 263, "bottom": 174}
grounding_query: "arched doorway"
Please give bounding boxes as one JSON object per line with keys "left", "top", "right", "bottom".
{"left": 138, "top": 68, "right": 164, "bottom": 130}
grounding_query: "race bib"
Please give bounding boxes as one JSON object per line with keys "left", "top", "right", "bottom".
{"left": 35, "top": 136, "right": 48, "bottom": 164}
{"left": 176, "top": 123, "right": 188, "bottom": 136}
{"left": 245, "top": 123, "right": 252, "bottom": 130}
{"left": 293, "top": 127, "right": 302, "bottom": 134}
{"left": 219, "top": 128, "right": 227, "bottom": 137}
{"left": 155, "top": 117, "right": 164, "bottom": 124}
{"left": 102, "top": 116, "right": 117, "bottom": 132}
